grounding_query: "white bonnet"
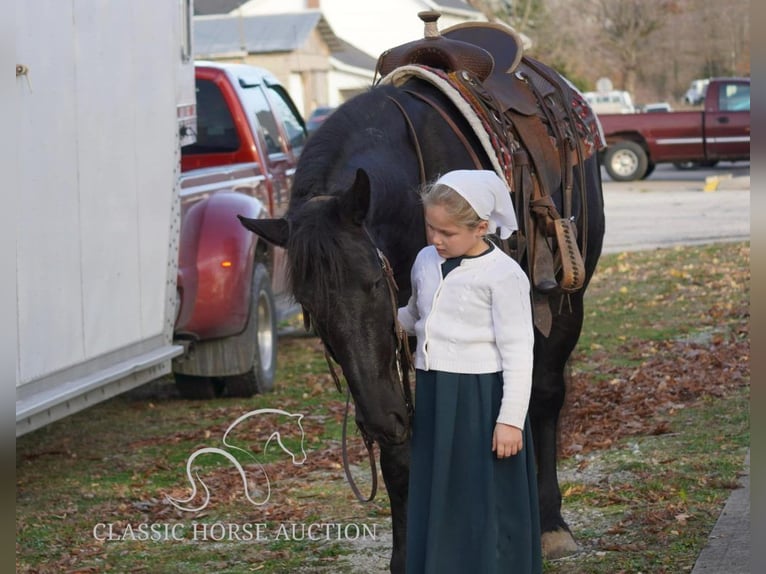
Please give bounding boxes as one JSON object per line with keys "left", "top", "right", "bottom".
{"left": 435, "top": 170, "right": 518, "bottom": 239}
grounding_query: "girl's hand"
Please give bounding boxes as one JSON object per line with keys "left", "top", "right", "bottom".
{"left": 492, "top": 423, "right": 523, "bottom": 458}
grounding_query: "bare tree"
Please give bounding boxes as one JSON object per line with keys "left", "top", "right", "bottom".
{"left": 468, "top": 0, "right": 548, "bottom": 36}
{"left": 465, "top": 0, "right": 750, "bottom": 103}
{"left": 583, "top": 0, "right": 681, "bottom": 94}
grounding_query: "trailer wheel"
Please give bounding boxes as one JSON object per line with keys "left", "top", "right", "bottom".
{"left": 604, "top": 141, "right": 648, "bottom": 181}
{"left": 175, "top": 373, "right": 223, "bottom": 400}
{"left": 224, "top": 262, "right": 277, "bottom": 397}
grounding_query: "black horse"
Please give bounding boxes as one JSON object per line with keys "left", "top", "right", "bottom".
{"left": 241, "top": 71, "right": 605, "bottom": 572}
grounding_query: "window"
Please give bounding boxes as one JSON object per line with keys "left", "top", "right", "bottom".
{"left": 242, "top": 85, "right": 283, "bottom": 156}
{"left": 182, "top": 79, "right": 240, "bottom": 155}
{"left": 719, "top": 83, "right": 750, "bottom": 112}
{"left": 267, "top": 85, "right": 307, "bottom": 153}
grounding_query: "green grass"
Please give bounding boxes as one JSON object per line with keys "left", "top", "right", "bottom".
{"left": 17, "top": 241, "right": 750, "bottom": 574}
{"left": 547, "top": 387, "right": 749, "bottom": 573}
{"left": 569, "top": 244, "right": 749, "bottom": 391}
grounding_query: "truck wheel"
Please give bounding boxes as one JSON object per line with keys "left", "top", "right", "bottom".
{"left": 604, "top": 141, "right": 648, "bottom": 181}
{"left": 223, "top": 262, "right": 277, "bottom": 397}
{"left": 175, "top": 373, "right": 223, "bottom": 400}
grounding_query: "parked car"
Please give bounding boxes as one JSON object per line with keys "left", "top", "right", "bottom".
{"left": 641, "top": 102, "right": 672, "bottom": 113}
{"left": 684, "top": 78, "right": 710, "bottom": 105}
{"left": 175, "top": 62, "right": 307, "bottom": 399}
{"left": 598, "top": 77, "right": 750, "bottom": 181}
{"left": 583, "top": 90, "right": 635, "bottom": 114}
{"left": 306, "top": 106, "right": 336, "bottom": 133}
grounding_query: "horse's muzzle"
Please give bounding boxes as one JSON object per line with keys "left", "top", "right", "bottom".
{"left": 359, "top": 411, "right": 410, "bottom": 447}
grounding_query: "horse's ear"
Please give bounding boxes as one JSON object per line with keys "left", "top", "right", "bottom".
{"left": 341, "top": 168, "right": 371, "bottom": 226}
{"left": 237, "top": 216, "right": 289, "bottom": 247}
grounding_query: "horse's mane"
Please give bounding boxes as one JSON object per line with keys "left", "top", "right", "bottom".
{"left": 291, "top": 84, "right": 402, "bottom": 204}
{"left": 285, "top": 84, "right": 409, "bottom": 315}
{"left": 286, "top": 199, "right": 367, "bottom": 317}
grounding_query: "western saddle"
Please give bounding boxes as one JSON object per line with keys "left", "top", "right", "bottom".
{"left": 376, "top": 11, "right": 604, "bottom": 335}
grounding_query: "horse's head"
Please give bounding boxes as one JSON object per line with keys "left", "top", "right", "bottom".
{"left": 239, "top": 169, "right": 411, "bottom": 447}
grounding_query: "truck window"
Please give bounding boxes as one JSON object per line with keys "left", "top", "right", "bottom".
{"left": 267, "top": 85, "right": 307, "bottom": 154}
{"left": 183, "top": 79, "right": 240, "bottom": 155}
{"left": 719, "top": 82, "right": 750, "bottom": 112}
{"left": 241, "top": 85, "right": 283, "bottom": 156}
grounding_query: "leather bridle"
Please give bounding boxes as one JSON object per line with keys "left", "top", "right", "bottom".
{"left": 301, "top": 196, "right": 414, "bottom": 503}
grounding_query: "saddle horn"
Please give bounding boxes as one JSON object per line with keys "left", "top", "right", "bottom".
{"left": 376, "top": 11, "right": 495, "bottom": 81}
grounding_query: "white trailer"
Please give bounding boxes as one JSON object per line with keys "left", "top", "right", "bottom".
{"left": 14, "top": 0, "right": 197, "bottom": 436}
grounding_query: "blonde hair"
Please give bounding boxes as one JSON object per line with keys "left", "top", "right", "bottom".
{"left": 420, "top": 182, "right": 484, "bottom": 229}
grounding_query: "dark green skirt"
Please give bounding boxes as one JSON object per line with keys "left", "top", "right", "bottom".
{"left": 406, "top": 369, "right": 542, "bottom": 574}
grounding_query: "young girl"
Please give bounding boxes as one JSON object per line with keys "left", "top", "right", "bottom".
{"left": 398, "top": 169, "right": 542, "bottom": 574}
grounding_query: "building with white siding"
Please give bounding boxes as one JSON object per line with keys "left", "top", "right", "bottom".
{"left": 194, "top": 0, "right": 485, "bottom": 115}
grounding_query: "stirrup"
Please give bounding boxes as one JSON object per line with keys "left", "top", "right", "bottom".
{"left": 554, "top": 219, "right": 585, "bottom": 292}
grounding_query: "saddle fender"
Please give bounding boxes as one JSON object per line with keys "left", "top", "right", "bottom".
{"left": 176, "top": 192, "right": 268, "bottom": 340}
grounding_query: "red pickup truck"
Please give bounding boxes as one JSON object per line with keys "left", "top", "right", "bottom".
{"left": 599, "top": 77, "right": 750, "bottom": 181}
{"left": 173, "top": 62, "right": 307, "bottom": 399}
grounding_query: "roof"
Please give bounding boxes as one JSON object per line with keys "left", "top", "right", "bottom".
{"left": 194, "top": 60, "right": 281, "bottom": 85}
{"left": 194, "top": 0, "right": 249, "bottom": 16}
{"left": 194, "top": 0, "right": 482, "bottom": 16}
{"left": 426, "top": 0, "right": 482, "bottom": 14}
{"left": 194, "top": 11, "right": 344, "bottom": 56}
{"left": 331, "top": 38, "right": 377, "bottom": 71}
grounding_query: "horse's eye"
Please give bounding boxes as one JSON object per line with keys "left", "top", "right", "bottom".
{"left": 367, "top": 276, "right": 386, "bottom": 293}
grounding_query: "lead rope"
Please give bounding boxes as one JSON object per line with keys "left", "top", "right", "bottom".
{"left": 342, "top": 387, "right": 379, "bottom": 502}
{"left": 319, "top": 337, "right": 379, "bottom": 503}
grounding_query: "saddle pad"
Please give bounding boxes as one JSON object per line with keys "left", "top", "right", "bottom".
{"left": 380, "top": 65, "right": 507, "bottom": 183}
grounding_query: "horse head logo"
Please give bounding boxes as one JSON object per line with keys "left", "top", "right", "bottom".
{"left": 165, "top": 408, "right": 307, "bottom": 512}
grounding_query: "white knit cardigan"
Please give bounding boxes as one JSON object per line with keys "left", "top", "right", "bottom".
{"left": 398, "top": 245, "right": 534, "bottom": 429}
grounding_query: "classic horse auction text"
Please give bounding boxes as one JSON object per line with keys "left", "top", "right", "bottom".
{"left": 92, "top": 521, "right": 378, "bottom": 542}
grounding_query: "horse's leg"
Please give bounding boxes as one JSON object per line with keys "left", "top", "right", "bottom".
{"left": 530, "top": 299, "right": 584, "bottom": 559}
{"left": 530, "top": 369, "right": 577, "bottom": 558}
{"left": 378, "top": 441, "right": 410, "bottom": 574}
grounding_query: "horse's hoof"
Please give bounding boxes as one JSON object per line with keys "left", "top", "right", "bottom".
{"left": 541, "top": 528, "right": 578, "bottom": 559}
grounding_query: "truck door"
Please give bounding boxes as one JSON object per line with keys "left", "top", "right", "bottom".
{"left": 246, "top": 86, "right": 306, "bottom": 218}
{"left": 705, "top": 80, "right": 750, "bottom": 160}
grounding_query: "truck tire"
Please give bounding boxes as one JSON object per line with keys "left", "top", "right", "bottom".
{"left": 604, "top": 141, "right": 648, "bottom": 182}
{"left": 223, "top": 262, "right": 277, "bottom": 397}
{"left": 642, "top": 162, "right": 656, "bottom": 179}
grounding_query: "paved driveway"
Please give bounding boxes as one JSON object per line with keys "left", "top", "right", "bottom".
{"left": 600, "top": 163, "right": 750, "bottom": 254}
